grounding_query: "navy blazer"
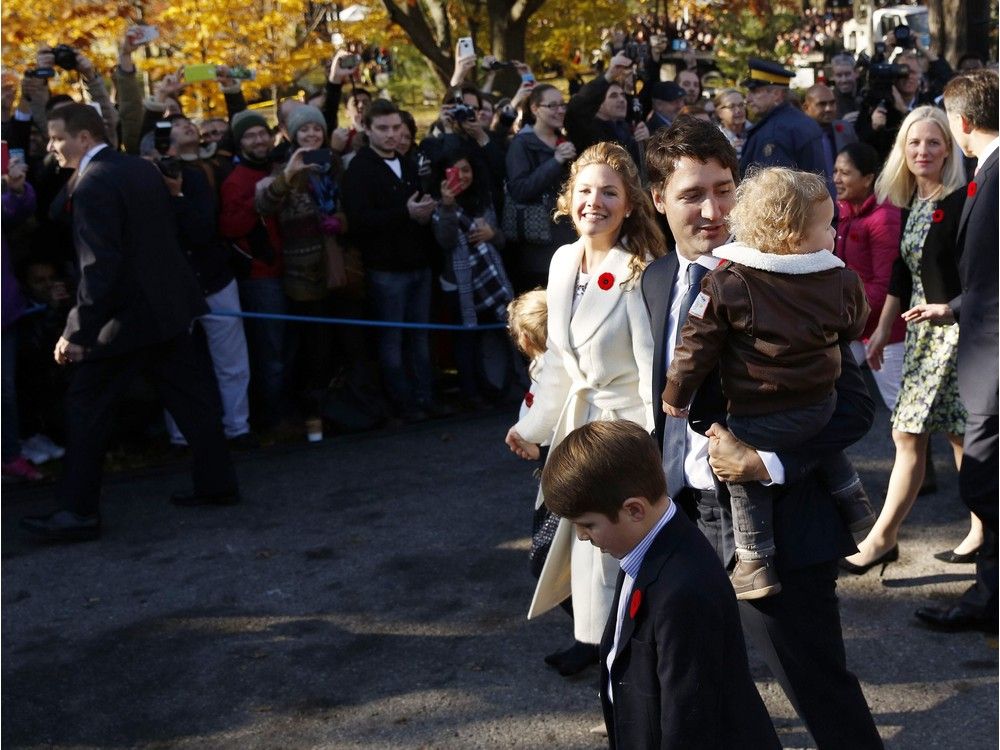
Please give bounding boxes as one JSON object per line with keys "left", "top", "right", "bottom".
{"left": 952, "top": 149, "right": 999, "bottom": 416}
{"left": 61, "top": 148, "right": 207, "bottom": 359}
{"left": 889, "top": 186, "right": 966, "bottom": 306}
{"left": 641, "top": 252, "right": 873, "bottom": 570}
{"left": 599, "top": 510, "right": 780, "bottom": 750}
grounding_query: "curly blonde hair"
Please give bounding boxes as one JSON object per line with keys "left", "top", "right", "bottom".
{"left": 727, "top": 167, "right": 829, "bottom": 255}
{"left": 554, "top": 142, "right": 665, "bottom": 282}
{"left": 507, "top": 289, "right": 548, "bottom": 361}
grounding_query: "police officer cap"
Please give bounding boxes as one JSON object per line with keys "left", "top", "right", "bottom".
{"left": 649, "top": 81, "right": 686, "bottom": 102}
{"left": 742, "top": 58, "right": 794, "bottom": 89}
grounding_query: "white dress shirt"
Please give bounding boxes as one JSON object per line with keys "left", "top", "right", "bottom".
{"left": 77, "top": 143, "right": 109, "bottom": 177}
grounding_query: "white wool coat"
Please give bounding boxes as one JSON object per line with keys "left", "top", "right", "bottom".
{"left": 515, "top": 240, "right": 655, "bottom": 642}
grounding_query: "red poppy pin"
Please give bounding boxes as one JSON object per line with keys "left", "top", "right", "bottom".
{"left": 931, "top": 209, "right": 944, "bottom": 223}
{"left": 629, "top": 589, "right": 642, "bottom": 619}
{"left": 968, "top": 181, "right": 978, "bottom": 198}
{"left": 849, "top": 232, "right": 859, "bottom": 242}
{"left": 597, "top": 272, "right": 615, "bottom": 291}
{"left": 835, "top": 123, "right": 844, "bottom": 133}
{"left": 523, "top": 391, "right": 534, "bottom": 408}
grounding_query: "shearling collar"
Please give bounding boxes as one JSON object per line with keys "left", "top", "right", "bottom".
{"left": 712, "top": 242, "right": 844, "bottom": 274}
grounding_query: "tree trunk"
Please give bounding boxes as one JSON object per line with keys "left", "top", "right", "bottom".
{"left": 964, "top": 0, "right": 991, "bottom": 62}
{"left": 379, "top": 0, "right": 453, "bottom": 86}
{"left": 927, "top": 0, "right": 967, "bottom": 66}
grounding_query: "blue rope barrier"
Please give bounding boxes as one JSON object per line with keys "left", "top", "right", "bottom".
{"left": 206, "top": 309, "right": 508, "bottom": 332}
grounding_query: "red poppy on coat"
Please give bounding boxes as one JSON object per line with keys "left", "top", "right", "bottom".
{"left": 968, "top": 181, "right": 978, "bottom": 197}
{"left": 597, "top": 272, "right": 615, "bottom": 290}
{"left": 629, "top": 589, "right": 642, "bottom": 619}
{"left": 849, "top": 232, "right": 859, "bottom": 241}
{"left": 835, "top": 123, "right": 844, "bottom": 132}
{"left": 932, "top": 209, "right": 944, "bottom": 223}
{"left": 523, "top": 391, "right": 534, "bottom": 408}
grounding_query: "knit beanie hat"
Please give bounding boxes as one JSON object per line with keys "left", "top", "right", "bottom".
{"left": 286, "top": 105, "right": 327, "bottom": 142}
{"left": 231, "top": 110, "right": 270, "bottom": 145}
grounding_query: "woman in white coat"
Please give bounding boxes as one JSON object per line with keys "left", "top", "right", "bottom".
{"left": 505, "top": 141, "right": 664, "bottom": 675}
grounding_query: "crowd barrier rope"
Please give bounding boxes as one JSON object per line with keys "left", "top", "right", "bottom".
{"left": 206, "top": 309, "right": 508, "bottom": 332}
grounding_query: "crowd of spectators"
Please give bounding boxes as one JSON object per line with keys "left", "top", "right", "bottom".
{"left": 0, "top": 20, "right": 995, "bottom": 482}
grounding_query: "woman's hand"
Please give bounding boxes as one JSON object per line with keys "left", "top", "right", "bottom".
{"left": 865, "top": 327, "right": 890, "bottom": 371}
{"left": 439, "top": 178, "right": 457, "bottom": 206}
{"left": 5, "top": 158, "right": 27, "bottom": 194}
{"left": 901, "top": 303, "right": 954, "bottom": 325}
{"left": 468, "top": 218, "right": 494, "bottom": 244}
{"left": 506, "top": 427, "right": 540, "bottom": 461}
{"left": 554, "top": 140, "right": 577, "bottom": 164}
{"left": 284, "top": 147, "right": 318, "bottom": 181}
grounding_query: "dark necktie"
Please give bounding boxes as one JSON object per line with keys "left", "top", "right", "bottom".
{"left": 664, "top": 260, "right": 711, "bottom": 496}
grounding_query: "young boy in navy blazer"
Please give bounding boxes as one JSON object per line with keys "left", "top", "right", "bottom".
{"left": 542, "top": 420, "right": 779, "bottom": 749}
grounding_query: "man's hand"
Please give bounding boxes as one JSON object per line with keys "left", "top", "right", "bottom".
{"left": 36, "top": 45, "right": 55, "bottom": 72}
{"left": 505, "top": 426, "right": 540, "bottom": 461}
{"left": 162, "top": 170, "right": 184, "bottom": 197}
{"left": 329, "top": 126, "right": 350, "bottom": 153}
{"left": 706, "top": 423, "right": 770, "bottom": 483}
{"left": 901, "top": 303, "right": 954, "bottom": 325}
{"left": 460, "top": 118, "right": 490, "bottom": 146}
{"left": 662, "top": 401, "right": 687, "bottom": 418}
{"left": 74, "top": 51, "right": 97, "bottom": 80}
{"left": 329, "top": 50, "right": 352, "bottom": 84}
{"left": 870, "top": 102, "right": 887, "bottom": 131}
{"left": 605, "top": 53, "right": 634, "bottom": 84}
{"left": 54, "top": 336, "right": 85, "bottom": 365}
{"left": 406, "top": 191, "right": 436, "bottom": 224}
{"left": 21, "top": 74, "right": 48, "bottom": 110}
{"left": 633, "top": 121, "right": 650, "bottom": 142}
{"left": 283, "top": 147, "right": 319, "bottom": 181}
{"left": 450, "top": 50, "right": 476, "bottom": 87}
{"left": 215, "top": 65, "right": 237, "bottom": 90}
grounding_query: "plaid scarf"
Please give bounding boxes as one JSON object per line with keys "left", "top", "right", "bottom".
{"left": 439, "top": 206, "right": 513, "bottom": 327}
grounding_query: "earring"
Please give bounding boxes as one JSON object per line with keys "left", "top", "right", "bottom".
{"left": 625, "top": 212, "right": 631, "bottom": 218}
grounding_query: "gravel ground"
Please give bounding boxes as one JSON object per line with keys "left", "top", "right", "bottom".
{"left": 2, "top": 400, "right": 997, "bottom": 749}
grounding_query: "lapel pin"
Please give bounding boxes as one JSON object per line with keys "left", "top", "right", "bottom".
{"left": 629, "top": 589, "right": 642, "bottom": 619}
{"left": 597, "top": 272, "right": 615, "bottom": 290}
{"left": 931, "top": 209, "right": 944, "bottom": 223}
{"left": 967, "top": 182, "right": 978, "bottom": 198}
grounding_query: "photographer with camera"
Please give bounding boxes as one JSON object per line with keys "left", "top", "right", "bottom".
{"left": 219, "top": 111, "right": 287, "bottom": 432}
{"left": 564, "top": 53, "right": 649, "bottom": 174}
{"left": 856, "top": 32, "right": 952, "bottom": 161}
{"left": 255, "top": 105, "right": 349, "bottom": 437}
{"left": 320, "top": 49, "right": 370, "bottom": 166}
{"left": 140, "top": 120, "right": 254, "bottom": 450}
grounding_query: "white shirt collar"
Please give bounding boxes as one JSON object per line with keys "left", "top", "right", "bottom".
{"left": 77, "top": 143, "right": 109, "bottom": 177}
{"left": 618, "top": 501, "right": 677, "bottom": 580}
{"left": 975, "top": 135, "right": 1000, "bottom": 173}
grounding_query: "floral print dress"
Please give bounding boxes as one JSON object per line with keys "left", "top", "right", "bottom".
{"left": 891, "top": 196, "right": 966, "bottom": 434}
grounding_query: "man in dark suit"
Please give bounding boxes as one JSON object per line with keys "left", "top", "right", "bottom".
{"left": 20, "top": 104, "right": 238, "bottom": 543}
{"left": 541, "top": 420, "right": 779, "bottom": 750}
{"left": 906, "top": 70, "right": 999, "bottom": 632}
{"left": 803, "top": 83, "right": 859, "bottom": 198}
{"left": 641, "top": 118, "right": 883, "bottom": 748}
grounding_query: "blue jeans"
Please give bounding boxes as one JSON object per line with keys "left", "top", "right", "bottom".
{"left": 367, "top": 269, "right": 433, "bottom": 407}
{"left": 237, "top": 278, "right": 287, "bottom": 427}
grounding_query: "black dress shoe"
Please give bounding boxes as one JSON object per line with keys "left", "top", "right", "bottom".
{"left": 915, "top": 603, "right": 998, "bottom": 633}
{"left": 20, "top": 510, "right": 101, "bottom": 542}
{"left": 544, "top": 641, "right": 599, "bottom": 676}
{"left": 838, "top": 544, "right": 899, "bottom": 576}
{"left": 933, "top": 548, "right": 980, "bottom": 564}
{"left": 170, "top": 489, "right": 240, "bottom": 507}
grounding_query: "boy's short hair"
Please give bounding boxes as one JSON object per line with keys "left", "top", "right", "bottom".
{"left": 363, "top": 98, "right": 399, "bottom": 128}
{"left": 943, "top": 69, "right": 999, "bottom": 132}
{"left": 542, "top": 421, "right": 667, "bottom": 521}
{"left": 507, "top": 289, "right": 547, "bottom": 359}
{"left": 727, "top": 167, "right": 828, "bottom": 255}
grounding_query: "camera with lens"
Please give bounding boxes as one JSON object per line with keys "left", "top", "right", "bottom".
{"left": 451, "top": 102, "right": 478, "bottom": 124}
{"left": 857, "top": 54, "right": 911, "bottom": 110}
{"left": 498, "top": 105, "right": 517, "bottom": 127}
{"left": 52, "top": 44, "right": 78, "bottom": 70}
{"left": 481, "top": 59, "right": 517, "bottom": 72}
{"left": 152, "top": 121, "right": 182, "bottom": 178}
{"left": 893, "top": 25, "right": 913, "bottom": 49}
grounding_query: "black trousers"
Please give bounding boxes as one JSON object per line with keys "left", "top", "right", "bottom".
{"left": 60, "top": 332, "right": 237, "bottom": 516}
{"left": 739, "top": 561, "right": 883, "bottom": 750}
{"left": 958, "top": 412, "right": 999, "bottom": 616}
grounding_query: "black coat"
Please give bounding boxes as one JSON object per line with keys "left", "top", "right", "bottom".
{"left": 889, "top": 186, "right": 965, "bottom": 306}
{"left": 599, "top": 510, "right": 780, "bottom": 750}
{"left": 61, "top": 148, "right": 208, "bottom": 359}
{"left": 564, "top": 75, "right": 642, "bottom": 168}
{"left": 952, "top": 148, "right": 999, "bottom": 416}
{"left": 341, "top": 145, "right": 434, "bottom": 273}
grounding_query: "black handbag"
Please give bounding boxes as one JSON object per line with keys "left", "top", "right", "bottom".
{"left": 529, "top": 504, "right": 561, "bottom": 578}
{"left": 502, "top": 188, "right": 553, "bottom": 245}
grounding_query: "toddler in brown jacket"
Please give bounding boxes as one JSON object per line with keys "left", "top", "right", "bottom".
{"left": 662, "top": 168, "right": 876, "bottom": 600}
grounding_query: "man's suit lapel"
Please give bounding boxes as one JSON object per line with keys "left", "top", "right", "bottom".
{"left": 642, "top": 253, "right": 679, "bottom": 443}
{"left": 607, "top": 513, "right": 685, "bottom": 672}
{"left": 958, "top": 149, "right": 998, "bottom": 241}
{"left": 569, "top": 246, "right": 634, "bottom": 348}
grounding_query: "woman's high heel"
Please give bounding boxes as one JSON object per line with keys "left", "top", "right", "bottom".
{"left": 933, "top": 548, "right": 980, "bottom": 564}
{"left": 839, "top": 544, "right": 900, "bottom": 576}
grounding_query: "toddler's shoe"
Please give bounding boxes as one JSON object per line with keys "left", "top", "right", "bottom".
{"left": 731, "top": 558, "right": 782, "bottom": 600}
